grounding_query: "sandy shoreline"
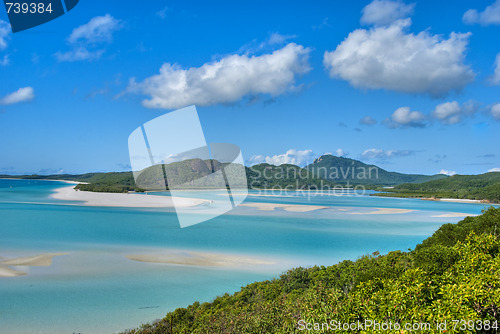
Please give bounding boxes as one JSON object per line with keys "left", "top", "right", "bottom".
{"left": 349, "top": 208, "right": 415, "bottom": 215}
{"left": 422, "top": 198, "right": 483, "bottom": 204}
{"left": 1, "top": 252, "right": 69, "bottom": 266}
{"left": 0, "top": 178, "right": 83, "bottom": 185}
{"left": 0, "top": 253, "right": 69, "bottom": 277}
{"left": 431, "top": 212, "right": 479, "bottom": 218}
{"left": 126, "top": 250, "right": 275, "bottom": 267}
{"left": 239, "top": 202, "right": 329, "bottom": 212}
{"left": 51, "top": 186, "right": 208, "bottom": 208}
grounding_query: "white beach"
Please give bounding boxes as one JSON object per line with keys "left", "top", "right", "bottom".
{"left": 422, "top": 198, "right": 483, "bottom": 203}
{"left": 126, "top": 250, "right": 276, "bottom": 267}
{"left": 51, "top": 186, "right": 208, "bottom": 208}
{"left": 431, "top": 212, "right": 479, "bottom": 218}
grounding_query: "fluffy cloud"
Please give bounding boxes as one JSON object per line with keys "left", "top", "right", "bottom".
{"left": 361, "top": 148, "right": 414, "bottom": 160}
{"left": 492, "top": 103, "right": 500, "bottom": 120}
{"left": 432, "top": 101, "right": 477, "bottom": 125}
{"left": 127, "top": 43, "right": 311, "bottom": 109}
{"left": 56, "top": 14, "right": 121, "bottom": 62}
{"left": 323, "top": 19, "right": 474, "bottom": 97}
{"left": 0, "top": 55, "right": 9, "bottom": 66}
{"left": 359, "top": 116, "right": 377, "bottom": 125}
{"left": 489, "top": 168, "right": 500, "bottom": 172}
{"left": 463, "top": 0, "right": 500, "bottom": 26}
{"left": 0, "top": 87, "right": 34, "bottom": 105}
{"left": 360, "top": 0, "right": 415, "bottom": 26}
{"left": 493, "top": 53, "right": 500, "bottom": 85}
{"left": 0, "top": 20, "right": 11, "bottom": 66}
{"left": 384, "top": 106, "right": 426, "bottom": 128}
{"left": 248, "top": 149, "right": 316, "bottom": 167}
{"left": 0, "top": 20, "right": 10, "bottom": 50}
{"left": 335, "top": 148, "right": 348, "bottom": 157}
{"left": 439, "top": 169, "right": 457, "bottom": 176}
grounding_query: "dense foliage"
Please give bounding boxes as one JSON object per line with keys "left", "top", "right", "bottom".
{"left": 306, "top": 155, "right": 447, "bottom": 186}
{"left": 375, "top": 172, "right": 500, "bottom": 203}
{"left": 121, "top": 207, "right": 500, "bottom": 334}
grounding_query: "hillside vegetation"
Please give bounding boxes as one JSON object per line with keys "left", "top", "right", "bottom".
{"left": 306, "top": 155, "right": 447, "bottom": 186}
{"left": 122, "top": 207, "right": 500, "bottom": 334}
{"left": 375, "top": 172, "right": 500, "bottom": 203}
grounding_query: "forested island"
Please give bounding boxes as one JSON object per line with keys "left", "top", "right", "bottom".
{"left": 121, "top": 207, "right": 500, "bottom": 333}
{"left": 2, "top": 155, "right": 499, "bottom": 203}
{"left": 373, "top": 172, "right": 500, "bottom": 203}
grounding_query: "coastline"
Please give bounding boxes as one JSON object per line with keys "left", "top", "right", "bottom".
{"left": 421, "top": 197, "right": 484, "bottom": 204}
{"left": 50, "top": 185, "right": 209, "bottom": 208}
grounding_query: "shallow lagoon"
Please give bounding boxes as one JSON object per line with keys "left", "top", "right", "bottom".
{"left": 0, "top": 179, "right": 496, "bottom": 333}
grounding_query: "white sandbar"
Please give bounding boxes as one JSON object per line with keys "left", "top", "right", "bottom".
{"left": 239, "top": 202, "right": 328, "bottom": 212}
{"left": 349, "top": 208, "right": 415, "bottom": 215}
{"left": 51, "top": 186, "right": 208, "bottom": 208}
{"left": 0, "top": 265, "right": 26, "bottom": 277}
{"left": 431, "top": 212, "right": 479, "bottom": 218}
{"left": 126, "top": 250, "right": 275, "bottom": 267}
{"left": 1, "top": 252, "right": 69, "bottom": 266}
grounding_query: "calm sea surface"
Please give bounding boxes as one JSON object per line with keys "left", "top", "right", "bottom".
{"left": 0, "top": 179, "right": 496, "bottom": 334}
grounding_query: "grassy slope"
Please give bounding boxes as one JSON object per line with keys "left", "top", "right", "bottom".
{"left": 374, "top": 172, "right": 500, "bottom": 203}
{"left": 122, "top": 207, "right": 500, "bottom": 334}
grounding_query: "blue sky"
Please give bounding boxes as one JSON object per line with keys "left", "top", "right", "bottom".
{"left": 0, "top": 0, "right": 499, "bottom": 175}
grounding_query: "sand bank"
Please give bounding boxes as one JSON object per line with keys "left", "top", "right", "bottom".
{"left": 422, "top": 198, "right": 482, "bottom": 203}
{"left": 239, "top": 202, "right": 328, "bottom": 212}
{"left": 1, "top": 252, "right": 69, "bottom": 266}
{"left": 0, "top": 265, "right": 26, "bottom": 277}
{"left": 349, "top": 208, "right": 414, "bottom": 215}
{"left": 431, "top": 212, "right": 479, "bottom": 218}
{"left": 51, "top": 186, "right": 208, "bottom": 208}
{"left": 0, "top": 253, "right": 69, "bottom": 277}
{"left": 126, "top": 250, "right": 275, "bottom": 267}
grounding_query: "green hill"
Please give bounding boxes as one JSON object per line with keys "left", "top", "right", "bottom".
{"left": 375, "top": 172, "right": 500, "bottom": 203}
{"left": 246, "top": 163, "right": 336, "bottom": 189}
{"left": 1, "top": 160, "right": 337, "bottom": 193}
{"left": 306, "top": 155, "right": 447, "bottom": 186}
{"left": 121, "top": 207, "right": 500, "bottom": 334}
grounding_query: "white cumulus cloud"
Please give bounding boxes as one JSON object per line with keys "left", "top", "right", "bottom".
{"left": 361, "top": 148, "right": 414, "bottom": 160}
{"left": 493, "top": 53, "right": 500, "bottom": 85}
{"left": 335, "top": 148, "right": 348, "bottom": 157}
{"left": 439, "top": 169, "right": 457, "bottom": 176}
{"left": 323, "top": 19, "right": 474, "bottom": 97}
{"left": 361, "top": 0, "right": 415, "bottom": 26}
{"left": 248, "top": 149, "right": 316, "bottom": 167}
{"left": 0, "top": 87, "right": 34, "bottom": 105}
{"left": 385, "top": 106, "right": 426, "bottom": 128}
{"left": 127, "top": 43, "right": 311, "bottom": 109}
{"left": 463, "top": 0, "right": 500, "bottom": 26}
{"left": 489, "top": 168, "right": 500, "bottom": 172}
{"left": 68, "top": 14, "right": 120, "bottom": 44}
{"left": 0, "top": 20, "right": 10, "bottom": 50}
{"left": 56, "top": 14, "right": 121, "bottom": 62}
{"left": 432, "top": 101, "right": 478, "bottom": 125}
{"left": 491, "top": 103, "right": 500, "bottom": 120}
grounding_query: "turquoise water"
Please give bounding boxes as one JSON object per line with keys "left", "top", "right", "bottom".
{"left": 0, "top": 179, "right": 496, "bottom": 333}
